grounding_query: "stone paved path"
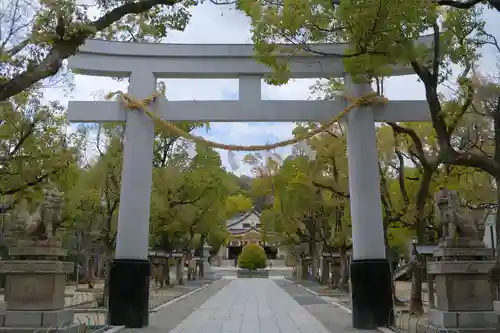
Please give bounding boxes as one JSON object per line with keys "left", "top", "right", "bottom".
{"left": 125, "top": 272, "right": 368, "bottom": 333}
{"left": 166, "top": 279, "right": 331, "bottom": 333}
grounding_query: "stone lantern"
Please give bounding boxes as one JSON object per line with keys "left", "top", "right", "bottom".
{"left": 293, "top": 243, "right": 309, "bottom": 279}
{"left": 201, "top": 242, "right": 212, "bottom": 278}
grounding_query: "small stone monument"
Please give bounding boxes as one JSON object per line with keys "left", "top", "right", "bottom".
{"left": 292, "top": 243, "right": 309, "bottom": 279}
{"left": 0, "top": 188, "right": 83, "bottom": 333}
{"left": 426, "top": 188, "right": 497, "bottom": 333}
{"left": 202, "top": 243, "right": 213, "bottom": 278}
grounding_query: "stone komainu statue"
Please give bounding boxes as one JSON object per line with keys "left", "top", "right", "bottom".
{"left": 24, "top": 205, "right": 48, "bottom": 241}
{"left": 24, "top": 188, "right": 64, "bottom": 241}
{"left": 434, "top": 188, "right": 485, "bottom": 242}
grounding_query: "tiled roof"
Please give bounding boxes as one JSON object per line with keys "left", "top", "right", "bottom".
{"left": 226, "top": 207, "right": 261, "bottom": 228}
{"left": 231, "top": 226, "right": 261, "bottom": 235}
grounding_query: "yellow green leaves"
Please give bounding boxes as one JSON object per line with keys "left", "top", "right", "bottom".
{"left": 281, "top": 0, "right": 309, "bottom": 33}
{"left": 387, "top": 226, "right": 414, "bottom": 250}
{"left": 0, "top": 91, "right": 77, "bottom": 198}
{"left": 149, "top": 145, "right": 244, "bottom": 251}
{"left": 238, "top": 0, "right": 485, "bottom": 83}
{"left": 226, "top": 195, "right": 253, "bottom": 215}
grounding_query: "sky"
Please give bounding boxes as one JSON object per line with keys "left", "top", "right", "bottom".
{"left": 42, "top": 3, "right": 500, "bottom": 176}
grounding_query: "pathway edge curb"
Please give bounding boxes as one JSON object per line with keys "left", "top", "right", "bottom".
{"left": 283, "top": 278, "right": 320, "bottom": 296}
{"left": 149, "top": 279, "right": 222, "bottom": 313}
{"left": 102, "top": 325, "right": 125, "bottom": 333}
{"left": 283, "top": 278, "right": 397, "bottom": 333}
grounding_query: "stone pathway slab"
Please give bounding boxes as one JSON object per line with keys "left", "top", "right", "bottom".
{"left": 123, "top": 279, "right": 230, "bottom": 333}
{"left": 167, "top": 279, "right": 332, "bottom": 333}
{"left": 274, "top": 279, "right": 377, "bottom": 333}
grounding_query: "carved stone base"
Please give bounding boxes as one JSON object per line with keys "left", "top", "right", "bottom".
{"left": 439, "top": 237, "right": 485, "bottom": 249}
{"left": 427, "top": 260, "right": 495, "bottom": 275}
{"left": 12, "top": 239, "right": 63, "bottom": 250}
{"left": 433, "top": 247, "right": 494, "bottom": 259}
{"left": 0, "top": 261, "right": 73, "bottom": 274}
{"left": 0, "top": 325, "right": 87, "bottom": 333}
{"left": 0, "top": 260, "right": 73, "bottom": 311}
{"left": 418, "top": 323, "right": 496, "bottom": 333}
{"left": 427, "top": 258, "right": 496, "bottom": 312}
{"left": 0, "top": 309, "right": 86, "bottom": 333}
{"left": 4, "top": 273, "right": 66, "bottom": 311}
{"left": 494, "top": 300, "right": 500, "bottom": 313}
{"left": 9, "top": 246, "right": 67, "bottom": 258}
{"left": 428, "top": 309, "right": 498, "bottom": 328}
{"left": 3, "top": 309, "right": 73, "bottom": 327}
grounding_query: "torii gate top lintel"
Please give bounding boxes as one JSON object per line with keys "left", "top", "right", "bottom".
{"left": 69, "top": 35, "right": 434, "bottom": 79}
{"left": 68, "top": 36, "right": 434, "bottom": 124}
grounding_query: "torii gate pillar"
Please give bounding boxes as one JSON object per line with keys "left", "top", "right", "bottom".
{"left": 345, "top": 78, "right": 393, "bottom": 328}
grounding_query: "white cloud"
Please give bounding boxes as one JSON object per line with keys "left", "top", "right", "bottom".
{"left": 41, "top": 3, "right": 499, "bottom": 175}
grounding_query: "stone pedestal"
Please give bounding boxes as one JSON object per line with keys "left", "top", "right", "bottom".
{"left": 493, "top": 301, "right": 500, "bottom": 315}
{"left": 3, "top": 261, "right": 70, "bottom": 310}
{"left": 0, "top": 241, "right": 84, "bottom": 333}
{"left": 425, "top": 245, "right": 497, "bottom": 333}
{"left": 300, "top": 259, "right": 310, "bottom": 280}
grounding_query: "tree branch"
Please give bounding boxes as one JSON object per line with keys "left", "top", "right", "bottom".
{"left": 0, "top": 0, "right": 181, "bottom": 102}
{"left": 0, "top": 164, "right": 67, "bottom": 195}
{"left": 312, "top": 180, "right": 350, "bottom": 198}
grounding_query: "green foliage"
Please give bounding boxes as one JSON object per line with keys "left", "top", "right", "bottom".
{"left": 60, "top": 111, "right": 246, "bottom": 257}
{"left": 0, "top": 89, "right": 83, "bottom": 203}
{"left": 226, "top": 194, "right": 253, "bottom": 214}
{"left": 376, "top": 121, "right": 496, "bottom": 233}
{"left": 238, "top": 243, "right": 267, "bottom": 270}
{"left": 387, "top": 227, "right": 414, "bottom": 256}
{"left": 0, "top": 0, "right": 197, "bottom": 101}
{"left": 246, "top": 136, "right": 350, "bottom": 251}
{"left": 149, "top": 142, "right": 243, "bottom": 253}
{"left": 237, "top": 0, "right": 488, "bottom": 85}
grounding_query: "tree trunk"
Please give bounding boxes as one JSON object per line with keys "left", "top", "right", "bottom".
{"left": 409, "top": 168, "right": 432, "bottom": 315}
{"left": 177, "top": 257, "right": 184, "bottom": 285}
{"left": 101, "top": 251, "right": 113, "bottom": 308}
{"left": 409, "top": 260, "right": 424, "bottom": 314}
{"left": 310, "top": 242, "right": 318, "bottom": 282}
{"left": 338, "top": 246, "right": 349, "bottom": 292}
{"left": 490, "top": 95, "right": 500, "bottom": 298}
{"left": 382, "top": 219, "right": 399, "bottom": 306}
{"left": 86, "top": 256, "right": 94, "bottom": 288}
{"left": 493, "top": 176, "right": 500, "bottom": 299}
{"left": 165, "top": 261, "right": 171, "bottom": 286}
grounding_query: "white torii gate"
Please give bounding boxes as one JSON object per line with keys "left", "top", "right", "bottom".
{"left": 68, "top": 37, "right": 433, "bottom": 329}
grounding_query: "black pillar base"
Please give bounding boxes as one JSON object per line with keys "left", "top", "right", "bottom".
{"left": 108, "top": 259, "right": 150, "bottom": 328}
{"left": 350, "top": 259, "right": 394, "bottom": 329}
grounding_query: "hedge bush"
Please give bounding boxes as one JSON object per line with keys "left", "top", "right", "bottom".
{"left": 238, "top": 243, "right": 267, "bottom": 270}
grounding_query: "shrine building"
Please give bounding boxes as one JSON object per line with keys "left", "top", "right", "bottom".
{"left": 217, "top": 207, "right": 282, "bottom": 263}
